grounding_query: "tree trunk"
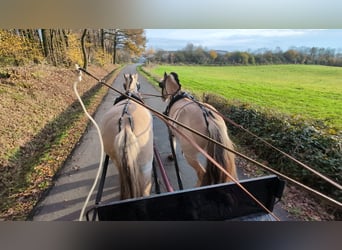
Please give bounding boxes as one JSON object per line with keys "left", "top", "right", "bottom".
{"left": 81, "top": 29, "right": 88, "bottom": 69}
{"left": 62, "top": 29, "right": 69, "bottom": 48}
{"left": 101, "top": 29, "right": 105, "bottom": 54}
{"left": 56, "top": 29, "right": 68, "bottom": 65}
{"left": 49, "top": 30, "right": 58, "bottom": 66}
{"left": 41, "top": 29, "right": 50, "bottom": 58}
{"left": 113, "top": 33, "right": 117, "bottom": 64}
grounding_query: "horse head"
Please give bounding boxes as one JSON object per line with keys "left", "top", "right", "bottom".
{"left": 159, "top": 72, "right": 182, "bottom": 101}
{"left": 123, "top": 73, "right": 141, "bottom": 93}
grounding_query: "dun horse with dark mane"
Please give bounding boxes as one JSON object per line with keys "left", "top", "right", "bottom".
{"left": 101, "top": 73, "right": 153, "bottom": 199}
{"left": 159, "top": 72, "right": 237, "bottom": 186}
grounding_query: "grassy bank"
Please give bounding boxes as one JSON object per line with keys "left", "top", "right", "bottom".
{"left": 0, "top": 64, "right": 122, "bottom": 220}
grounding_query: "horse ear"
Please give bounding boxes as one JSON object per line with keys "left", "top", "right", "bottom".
{"left": 124, "top": 74, "right": 129, "bottom": 80}
{"left": 164, "top": 72, "right": 167, "bottom": 78}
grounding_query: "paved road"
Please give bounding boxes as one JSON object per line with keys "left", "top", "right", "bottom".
{"left": 33, "top": 64, "right": 289, "bottom": 221}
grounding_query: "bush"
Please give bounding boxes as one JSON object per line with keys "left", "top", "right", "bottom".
{"left": 204, "top": 93, "right": 342, "bottom": 201}
{"left": 0, "top": 30, "right": 43, "bottom": 66}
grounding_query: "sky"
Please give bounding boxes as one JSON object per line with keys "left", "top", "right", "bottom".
{"left": 145, "top": 29, "right": 342, "bottom": 52}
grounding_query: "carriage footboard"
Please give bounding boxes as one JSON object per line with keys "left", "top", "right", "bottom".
{"left": 89, "top": 175, "right": 285, "bottom": 221}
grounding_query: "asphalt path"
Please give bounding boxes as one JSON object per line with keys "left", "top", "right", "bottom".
{"left": 32, "top": 64, "right": 290, "bottom": 221}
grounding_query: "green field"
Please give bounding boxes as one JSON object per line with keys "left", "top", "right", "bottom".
{"left": 147, "top": 65, "right": 342, "bottom": 130}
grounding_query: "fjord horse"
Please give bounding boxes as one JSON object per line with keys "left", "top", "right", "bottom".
{"left": 101, "top": 73, "right": 153, "bottom": 199}
{"left": 159, "top": 72, "right": 237, "bottom": 186}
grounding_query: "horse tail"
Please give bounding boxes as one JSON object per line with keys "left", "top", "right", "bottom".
{"left": 114, "top": 122, "right": 142, "bottom": 199}
{"left": 202, "top": 116, "right": 237, "bottom": 185}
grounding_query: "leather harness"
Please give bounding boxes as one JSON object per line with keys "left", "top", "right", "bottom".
{"left": 164, "top": 91, "right": 214, "bottom": 128}
{"left": 114, "top": 92, "right": 144, "bottom": 132}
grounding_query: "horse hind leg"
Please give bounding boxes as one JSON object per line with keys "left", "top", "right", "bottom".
{"left": 140, "top": 159, "right": 153, "bottom": 196}
{"left": 168, "top": 130, "right": 184, "bottom": 189}
{"left": 183, "top": 153, "right": 206, "bottom": 187}
{"left": 167, "top": 128, "right": 177, "bottom": 161}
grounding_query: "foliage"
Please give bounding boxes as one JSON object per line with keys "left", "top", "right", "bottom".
{"left": 0, "top": 29, "right": 146, "bottom": 67}
{"left": 146, "top": 42, "right": 342, "bottom": 67}
{"left": 0, "top": 29, "right": 43, "bottom": 66}
{"left": 102, "top": 29, "right": 146, "bottom": 64}
{"left": 92, "top": 48, "right": 112, "bottom": 66}
{"left": 207, "top": 94, "right": 342, "bottom": 201}
{"left": 209, "top": 50, "right": 218, "bottom": 61}
{"left": 65, "top": 32, "right": 83, "bottom": 66}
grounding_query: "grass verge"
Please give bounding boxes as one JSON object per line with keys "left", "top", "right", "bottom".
{"left": 0, "top": 64, "right": 122, "bottom": 220}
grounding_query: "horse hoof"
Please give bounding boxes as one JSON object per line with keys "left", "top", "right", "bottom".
{"left": 167, "top": 154, "right": 174, "bottom": 161}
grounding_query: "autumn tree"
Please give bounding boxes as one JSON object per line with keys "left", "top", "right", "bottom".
{"left": 284, "top": 49, "right": 299, "bottom": 64}
{"left": 209, "top": 50, "right": 218, "bottom": 63}
{"left": 102, "top": 29, "right": 146, "bottom": 64}
{"left": 0, "top": 29, "right": 43, "bottom": 66}
{"left": 144, "top": 47, "right": 155, "bottom": 64}
{"left": 41, "top": 29, "right": 72, "bottom": 66}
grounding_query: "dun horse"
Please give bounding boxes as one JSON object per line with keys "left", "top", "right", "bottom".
{"left": 159, "top": 72, "right": 237, "bottom": 186}
{"left": 101, "top": 73, "right": 153, "bottom": 199}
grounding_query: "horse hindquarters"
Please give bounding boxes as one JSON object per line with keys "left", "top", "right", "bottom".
{"left": 114, "top": 122, "right": 142, "bottom": 199}
{"left": 202, "top": 118, "right": 237, "bottom": 185}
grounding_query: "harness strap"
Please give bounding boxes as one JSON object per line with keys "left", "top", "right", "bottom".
{"left": 118, "top": 102, "right": 133, "bottom": 131}
{"left": 115, "top": 93, "right": 144, "bottom": 132}
{"left": 164, "top": 91, "right": 187, "bottom": 115}
{"left": 198, "top": 102, "right": 214, "bottom": 129}
{"left": 164, "top": 91, "right": 214, "bottom": 129}
{"left": 114, "top": 92, "right": 144, "bottom": 105}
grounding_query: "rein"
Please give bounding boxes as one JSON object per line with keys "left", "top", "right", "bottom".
{"left": 141, "top": 93, "right": 164, "bottom": 98}
{"left": 166, "top": 91, "right": 342, "bottom": 206}
{"left": 114, "top": 92, "right": 144, "bottom": 105}
{"left": 190, "top": 97, "right": 342, "bottom": 191}
{"left": 161, "top": 88, "right": 342, "bottom": 207}
{"left": 77, "top": 67, "right": 342, "bottom": 211}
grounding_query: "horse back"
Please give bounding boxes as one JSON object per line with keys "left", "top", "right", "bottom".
{"left": 168, "top": 98, "right": 223, "bottom": 134}
{"left": 101, "top": 100, "right": 153, "bottom": 162}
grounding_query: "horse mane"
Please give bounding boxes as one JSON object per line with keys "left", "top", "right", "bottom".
{"left": 170, "top": 72, "right": 181, "bottom": 87}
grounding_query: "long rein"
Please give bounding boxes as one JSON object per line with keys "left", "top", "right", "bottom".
{"left": 191, "top": 97, "right": 342, "bottom": 191}
{"left": 77, "top": 67, "right": 342, "bottom": 212}
{"left": 73, "top": 69, "right": 105, "bottom": 221}
{"left": 78, "top": 67, "right": 281, "bottom": 220}
{"left": 157, "top": 82, "right": 342, "bottom": 208}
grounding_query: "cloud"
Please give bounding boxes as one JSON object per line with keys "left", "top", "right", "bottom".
{"left": 145, "top": 29, "right": 335, "bottom": 51}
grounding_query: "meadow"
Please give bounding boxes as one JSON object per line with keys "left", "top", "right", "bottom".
{"left": 142, "top": 64, "right": 342, "bottom": 208}
{"left": 147, "top": 64, "right": 342, "bottom": 130}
